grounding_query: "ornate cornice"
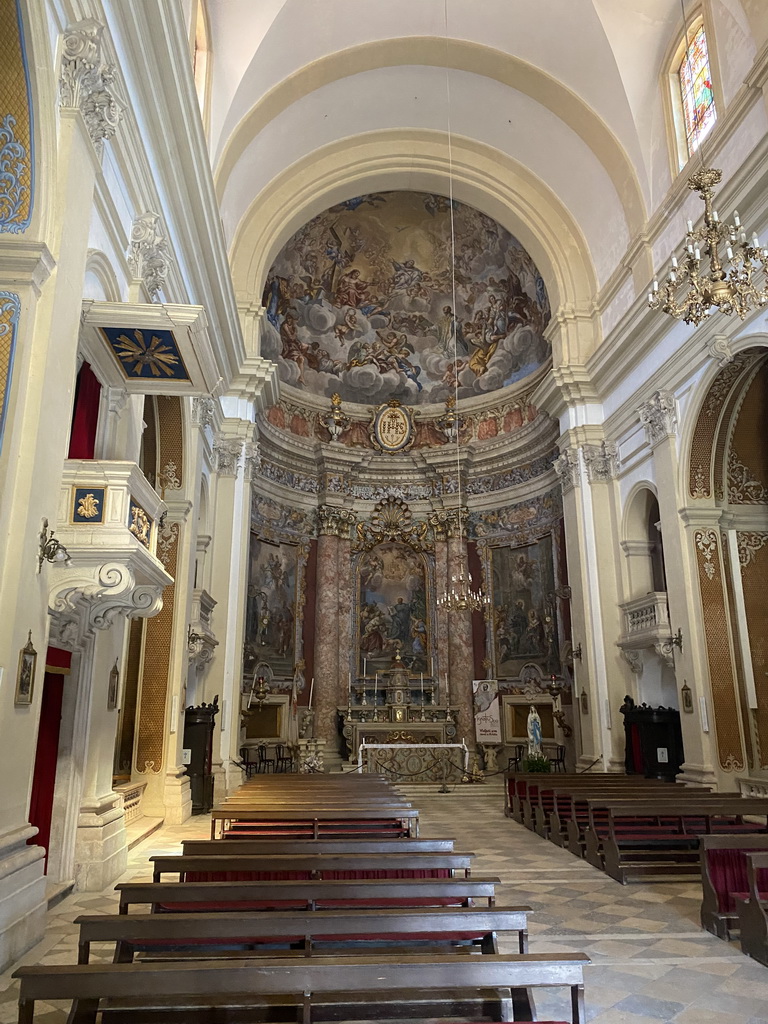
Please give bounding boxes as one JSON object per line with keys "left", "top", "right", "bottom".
{"left": 317, "top": 504, "right": 357, "bottom": 538}
{"left": 191, "top": 396, "right": 216, "bottom": 431}
{"left": 582, "top": 440, "right": 619, "bottom": 482}
{"left": 127, "top": 212, "right": 172, "bottom": 301}
{"left": 638, "top": 389, "right": 677, "bottom": 446}
{"left": 59, "top": 19, "right": 122, "bottom": 147}
{"left": 242, "top": 440, "right": 261, "bottom": 479}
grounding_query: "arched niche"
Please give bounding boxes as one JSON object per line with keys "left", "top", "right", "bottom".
{"left": 622, "top": 484, "right": 666, "bottom": 598}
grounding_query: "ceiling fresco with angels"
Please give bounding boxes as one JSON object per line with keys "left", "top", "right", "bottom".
{"left": 261, "top": 191, "right": 551, "bottom": 407}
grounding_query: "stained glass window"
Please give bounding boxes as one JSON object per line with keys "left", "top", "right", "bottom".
{"left": 679, "top": 25, "right": 716, "bottom": 159}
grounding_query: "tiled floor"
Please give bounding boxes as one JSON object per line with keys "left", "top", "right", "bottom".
{"left": 1, "top": 785, "right": 766, "bottom": 1023}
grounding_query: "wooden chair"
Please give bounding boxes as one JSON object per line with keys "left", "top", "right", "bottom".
{"left": 257, "top": 745, "right": 275, "bottom": 773}
{"left": 547, "top": 744, "right": 566, "bottom": 773}
{"left": 239, "top": 747, "right": 259, "bottom": 779}
{"left": 274, "top": 743, "right": 294, "bottom": 773}
{"left": 507, "top": 744, "right": 525, "bottom": 772}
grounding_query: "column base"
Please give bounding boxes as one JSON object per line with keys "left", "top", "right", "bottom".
{"left": 74, "top": 794, "right": 127, "bottom": 892}
{"left": 163, "top": 766, "right": 192, "bottom": 824}
{"left": 0, "top": 825, "right": 46, "bottom": 972}
{"left": 677, "top": 762, "right": 718, "bottom": 787}
{"left": 225, "top": 762, "right": 245, "bottom": 795}
{"left": 576, "top": 753, "right": 607, "bottom": 772}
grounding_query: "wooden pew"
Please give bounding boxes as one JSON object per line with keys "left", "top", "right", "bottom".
{"left": 149, "top": 851, "right": 474, "bottom": 882}
{"left": 116, "top": 877, "right": 502, "bottom": 914}
{"left": 530, "top": 781, "right": 671, "bottom": 841}
{"left": 210, "top": 806, "right": 420, "bottom": 839}
{"left": 736, "top": 850, "right": 768, "bottom": 966}
{"left": 699, "top": 834, "right": 768, "bottom": 939}
{"left": 14, "top": 951, "right": 592, "bottom": 1024}
{"left": 182, "top": 838, "right": 454, "bottom": 855}
{"left": 75, "top": 905, "right": 534, "bottom": 963}
{"left": 582, "top": 798, "right": 768, "bottom": 884}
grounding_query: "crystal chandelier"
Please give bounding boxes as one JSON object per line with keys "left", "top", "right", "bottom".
{"left": 648, "top": 167, "right": 768, "bottom": 326}
{"left": 437, "top": 565, "right": 490, "bottom": 613}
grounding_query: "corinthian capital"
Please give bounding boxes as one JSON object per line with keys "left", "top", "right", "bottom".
{"left": 553, "top": 447, "right": 580, "bottom": 492}
{"left": 317, "top": 505, "right": 357, "bottom": 538}
{"left": 638, "top": 390, "right": 677, "bottom": 446}
{"left": 213, "top": 438, "right": 244, "bottom": 476}
{"left": 427, "top": 507, "right": 468, "bottom": 539}
{"left": 59, "top": 19, "right": 122, "bottom": 146}
{"left": 127, "top": 212, "right": 172, "bottom": 302}
{"left": 582, "top": 440, "right": 619, "bottom": 482}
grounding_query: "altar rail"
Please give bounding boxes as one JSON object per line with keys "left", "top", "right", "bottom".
{"left": 358, "top": 743, "right": 469, "bottom": 783}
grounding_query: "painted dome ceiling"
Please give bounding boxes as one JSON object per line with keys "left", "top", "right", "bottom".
{"left": 261, "top": 191, "right": 551, "bottom": 407}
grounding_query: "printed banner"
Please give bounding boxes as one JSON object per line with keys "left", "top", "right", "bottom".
{"left": 473, "top": 679, "right": 502, "bottom": 744}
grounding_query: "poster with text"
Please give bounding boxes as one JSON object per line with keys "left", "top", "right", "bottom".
{"left": 473, "top": 678, "right": 502, "bottom": 743}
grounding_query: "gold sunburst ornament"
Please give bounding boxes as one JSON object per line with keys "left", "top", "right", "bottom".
{"left": 113, "top": 329, "right": 180, "bottom": 377}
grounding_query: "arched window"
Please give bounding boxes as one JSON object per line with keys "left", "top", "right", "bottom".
{"left": 192, "top": 0, "right": 211, "bottom": 128}
{"left": 672, "top": 20, "right": 717, "bottom": 166}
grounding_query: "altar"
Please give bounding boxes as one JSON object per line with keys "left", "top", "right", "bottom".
{"left": 358, "top": 742, "right": 469, "bottom": 783}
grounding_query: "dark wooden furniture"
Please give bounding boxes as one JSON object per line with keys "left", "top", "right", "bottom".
{"left": 183, "top": 699, "right": 218, "bottom": 813}
{"left": 210, "top": 805, "right": 420, "bottom": 839}
{"left": 736, "top": 850, "right": 768, "bottom": 966}
{"left": 75, "top": 905, "right": 534, "bottom": 963}
{"left": 148, "top": 850, "right": 474, "bottom": 883}
{"left": 14, "top": 951, "right": 591, "bottom": 1024}
{"left": 182, "top": 837, "right": 455, "bottom": 855}
{"left": 116, "top": 876, "right": 503, "bottom": 914}
{"left": 256, "top": 744, "right": 275, "bottom": 773}
{"left": 699, "top": 834, "right": 768, "bottom": 939}
{"left": 274, "top": 743, "right": 294, "bottom": 773}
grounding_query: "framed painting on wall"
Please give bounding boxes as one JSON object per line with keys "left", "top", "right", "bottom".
{"left": 491, "top": 536, "right": 559, "bottom": 680}
{"left": 15, "top": 631, "right": 37, "bottom": 706}
{"left": 244, "top": 538, "right": 298, "bottom": 677}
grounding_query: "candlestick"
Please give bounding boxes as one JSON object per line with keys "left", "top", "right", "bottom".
{"left": 308, "top": 677, "right": 314, "bottom": 709}
{"left": 374, "top": 672, "right": 378, "bottom": 705}
{"left": 363, "top": 657, "right": 367, "bottom": 679}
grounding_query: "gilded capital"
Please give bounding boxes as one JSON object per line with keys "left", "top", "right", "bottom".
{"left": 317, "top": 505, "right": 357, "bottom": 538}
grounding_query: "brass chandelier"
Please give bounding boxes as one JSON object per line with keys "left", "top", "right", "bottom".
{"left": 648, "top": 167, "right": 768, "bottom": 326}
{"left": 437, "top": 564, "right": 490, "bottom": 614}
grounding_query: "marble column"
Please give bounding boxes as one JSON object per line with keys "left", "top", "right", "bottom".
{"left": 446, "top": 533, "right": 475, "bottom": 749}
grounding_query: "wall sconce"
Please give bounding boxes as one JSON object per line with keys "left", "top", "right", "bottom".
{"left": 571, "top": 641, "right": 583, "bottom": 661}
{"left": 659, "top": 628, "right": 684, "bottom": 661}
{"left": 670, "top": 628, "right": 683, "bottom": 651}
{"left": 37, "top": 517, "right": 72, "bottom": 573}
{"left": 187, "top": 626, "right": 206, "bottom": 650}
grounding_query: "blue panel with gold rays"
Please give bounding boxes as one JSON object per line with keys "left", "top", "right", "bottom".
{"left": 100, "top": 326, "right": 190, "bottom": 381}
{"left": 72, "top": 487, "right": 105, "bottom": 524}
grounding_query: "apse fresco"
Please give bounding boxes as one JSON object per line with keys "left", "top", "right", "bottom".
{"left": 262, "top": 191, "right": 551, "bottom": 407}
{"left": 357, "top": 542, "right": 429, "bottom": 675}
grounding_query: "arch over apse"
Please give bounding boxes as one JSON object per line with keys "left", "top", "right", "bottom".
{"left": 214, "top": 36, "right": 647, "bottom": 242}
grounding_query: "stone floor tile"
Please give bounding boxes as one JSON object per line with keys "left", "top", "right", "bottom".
{"left": 615, "top": 993, "right": 686, "bottom": 1018}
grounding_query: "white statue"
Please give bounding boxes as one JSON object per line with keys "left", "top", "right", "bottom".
{"left": 527, "top": 705, "right": 542, "bottom": 755}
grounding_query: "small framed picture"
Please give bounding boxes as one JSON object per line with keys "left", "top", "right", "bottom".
{"left": 107, "top": 661, "right": 120, "bottom": 711}
{"left": 580, "top": 687, "right": 589, "bottom": 715}
{"left": 681, "top": 681, "right": 694, "bottom": 713}
{"left": 15, "top": 632, "right": 37, "bottom": 706}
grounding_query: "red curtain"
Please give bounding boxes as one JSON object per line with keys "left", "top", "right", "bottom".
{"left": 301, "top": 540, "right": 318, "bottom": 700}
{"left": 27, "top": 668, "right": 66, "bottom": 867}
{"left": 68, "top": 361, "right": 101, "bottom": 459}
{"left": 467, "top": 542, "right": 486, "bottom": 680}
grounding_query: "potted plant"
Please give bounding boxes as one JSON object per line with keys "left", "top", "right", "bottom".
{"left": 521, "top": 751, "right": 551, "bottom": 773}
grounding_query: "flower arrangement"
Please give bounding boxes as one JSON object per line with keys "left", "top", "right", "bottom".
{"left": 521, "top": 751, "right": 551, "bottom": 773}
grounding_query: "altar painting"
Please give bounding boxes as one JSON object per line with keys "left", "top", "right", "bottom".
{"left": 357, "top": 542, "right": 429, "bottom": 674}
{"left": 245, "top": 537, "right": 298, "bottom": 671}
{"left": 492, "top": 537, "right": 559, "bottom": 678}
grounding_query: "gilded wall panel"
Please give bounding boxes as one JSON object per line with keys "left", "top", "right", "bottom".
{"left": 737, "top": 532, "right": 768, "bottom": 765}
{"left": 694, "top": 528, "right": 745, "bottom": 771}
{"left": 0, "top": 290, "right": 20, "bottom": 452}
{"left": 0, "top": 0, "right": 33, "bottom": 232}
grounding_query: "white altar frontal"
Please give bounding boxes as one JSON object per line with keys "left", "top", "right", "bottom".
{"left": 357, "top": 742, "right": 469, "bottom": 783}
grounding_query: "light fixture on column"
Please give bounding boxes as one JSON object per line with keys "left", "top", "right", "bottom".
{"left": 37, "top": 517, "right": 72, "bottom": 572}
{"left": 435, "top": 2, "right": 489, "bottom": 617}
{"left": 246, "top": 661, "right": 273, "bottom": 709}
{"left": 648, "top": 167, "right": 768, "bottom": 325}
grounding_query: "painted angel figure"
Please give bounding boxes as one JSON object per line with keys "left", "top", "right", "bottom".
{"left": 527, "top": 705, "right": 542, "bottom": 756}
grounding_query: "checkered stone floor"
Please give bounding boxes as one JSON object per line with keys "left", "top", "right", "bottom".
{"left": 0, "top": 787, "right": 766, "bottom": 1024}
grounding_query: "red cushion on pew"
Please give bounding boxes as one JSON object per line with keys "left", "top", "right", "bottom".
{"left": 322, "top": 869, "right": 452, "bottom": 880}
{"left": 316, "top": 898, "right": 465, "bottom": 908}
{"left": 318, "top": 932, "right": 486, "bottom": 942}
{"left": 137, "top": 936, "right": 304, "bottom": 947}
{"left": 183, "top": 872, "right": 313, "bottom": 882}
{"left": 157, "top": 901, "right": 308, "bottom": 912}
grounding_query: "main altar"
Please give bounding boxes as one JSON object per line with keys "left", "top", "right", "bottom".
{"left": 339, "top": 652, "right": 462, "bottom": 776}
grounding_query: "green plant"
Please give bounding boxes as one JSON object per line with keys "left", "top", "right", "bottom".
{"left": 521, "top": 752, "right": 551, "bottom": 773}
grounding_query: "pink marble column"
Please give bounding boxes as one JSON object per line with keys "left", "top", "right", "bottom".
{"left": 447, "top": 534, "right": 476, "bottom": 750}
{"left": 336, "top": 537, "right": 354, "bottom": 717}
{"left": 433, "top": 537, "right": 450, "bottom": 705}
{"left": 313, "top": 531, "right": 340, "bottom": 747}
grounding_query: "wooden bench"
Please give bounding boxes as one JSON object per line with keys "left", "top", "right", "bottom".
{"left": 75, "top": 905, "right": 533, "bottom": 963}
{"left": 14, "top": 951, "right": 592, "bottom": 1024}
{"left": 149, "top": 851, "right": 474, "bottom": 882}
{"left": 183, "top": 838, "right": 454, "bottom": 855}
{"left": 736, "top": 850, "right": 768, "bottom": 966}
{"left": 699, "top": 834, "right": 768, "bottom": 939}
{"left": 116, "top": 877, "right": 502, "bottom": 914}
{"left": 532, "top": 782, "right": 672, "bottom": 842}
{"left": 583, "top": 798, "right": 768, "bottom": 884}
{"left": 210, "top": 806, "right": 420, "bottom": 839}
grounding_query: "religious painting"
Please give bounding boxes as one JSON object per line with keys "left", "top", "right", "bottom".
{"left": 492, "top": 537, "right": 559, "bottom": 679}
{"left": 245, "top": 537, "right": 298, "bottom": 676}
{"left": 15, "top": 631, "right": 37, "bottom": 706}
{"left": 261, "top": 190, "right": 551, "bottom": 407}
{"left": 357, "top": 542, "right": 429, "bottom": 675}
